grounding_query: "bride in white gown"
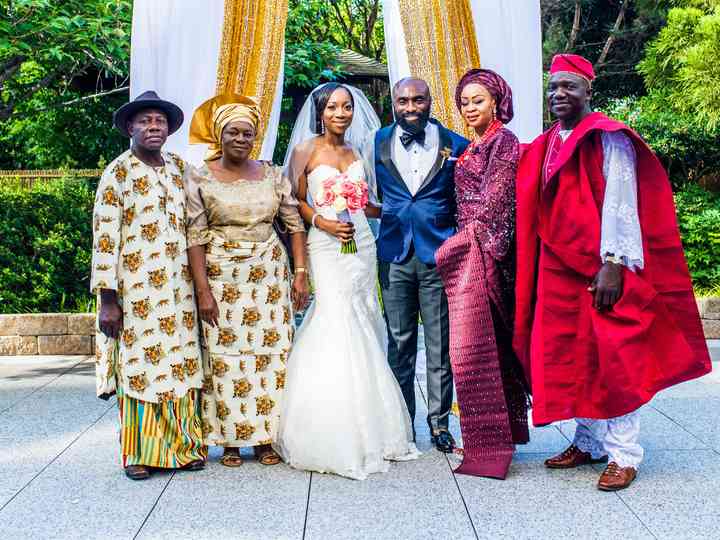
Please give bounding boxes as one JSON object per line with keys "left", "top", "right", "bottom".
{"left": 274, "top": 83, "right": 418, "bottom": 480}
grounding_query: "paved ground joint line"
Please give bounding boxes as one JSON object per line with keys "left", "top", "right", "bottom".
{"left": 613, "top": 490, "right": 659, "bottom": 540}
{"left": 133, "top": 470, "right": 176, "bottom": 540}
{"left": 302, "top": 472, "right": 313, "bottom": 540}
{"left": 415, "top": 376, "right": 479, "bottom": 539}
{"left": 0, "top": 403, "right": 114, "bottom": 513}
{"left": 649, "top": 404, "right": 720, "bottom": 457}
{"left": 0, "top": 357, "right": 87, "bottom": 415}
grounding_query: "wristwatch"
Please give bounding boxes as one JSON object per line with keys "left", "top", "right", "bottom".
{"left": 295, "top": 267, "right": 307, "bottom": 273}
{"left": 603, "top": 253, "right": 621, "bottom": 265}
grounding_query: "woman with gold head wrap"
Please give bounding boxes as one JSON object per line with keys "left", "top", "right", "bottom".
{"left": 186, "top": 94, "right": 309, "bottom": 467}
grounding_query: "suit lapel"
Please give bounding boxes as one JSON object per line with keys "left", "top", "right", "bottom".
{"left": 379, "top": 124, "right": 411, "bottom": 195}
{"left": 417, "top": 122, "right": 452, "bottom": 194}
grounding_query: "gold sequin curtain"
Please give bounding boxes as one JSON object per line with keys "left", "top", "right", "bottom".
{"left": 216, "top": 0, "right": 288, "bottom": 158}
{"left": 398, "top": 0, "right": 481, "bottom": 136}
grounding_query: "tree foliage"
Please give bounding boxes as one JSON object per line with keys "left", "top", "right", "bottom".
{"left": 638, "top": 1, "right": 720, "bottom": 128}
{"left": 541, "top": 0, "right": 669, "bottom": 103}
{"left": 0, "top": 0, "right": 131, "bottom": 121}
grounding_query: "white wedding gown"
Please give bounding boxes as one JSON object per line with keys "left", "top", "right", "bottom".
{"left": 274, "top": 160, "right": 419, "bottom": 480}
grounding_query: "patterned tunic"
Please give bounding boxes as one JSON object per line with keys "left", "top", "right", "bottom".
{"left": 91, "top": 150, "right": 203, "bottom": 403}
{"left": 186, "top": 162, "right": 304, "bottom": 447}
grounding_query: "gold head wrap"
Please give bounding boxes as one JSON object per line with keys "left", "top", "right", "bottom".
{"left": 189, "top": 94, "right": 261, "bottom": 161}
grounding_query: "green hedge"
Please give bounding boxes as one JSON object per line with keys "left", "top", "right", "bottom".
{"left": 0, "top": 178, "right": 94, "bottom": 313}
{"left": 674, "top": 184, "right": 720, "bottom": 292}
{"left": 0, "top": 177, "right": 717, "bottom": 314}
{"left": 604, "top": 96, "right": 720, "bottom": 187}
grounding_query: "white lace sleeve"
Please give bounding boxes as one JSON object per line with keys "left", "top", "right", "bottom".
{"left": 600, "top": 131, "right": 644, "bottom": 270}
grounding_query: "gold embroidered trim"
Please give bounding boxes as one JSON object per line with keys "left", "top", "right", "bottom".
{"left": 398, "top": 0, "right": 481, "bottom": 137}
{"left": 216, "top": 0, "right": 288, "bottom": 158}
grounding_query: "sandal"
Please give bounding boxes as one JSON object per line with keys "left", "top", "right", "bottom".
{"left": 125, "top": 465, "right": 151, "bottom": 480}
{"left": 254, "top": 445, "right": 281, "bottom": 466}
{"left": 220, "top": 449, "right": 243, "bottom": 468}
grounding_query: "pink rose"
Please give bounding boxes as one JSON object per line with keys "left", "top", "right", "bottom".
{"left": 316, "top": 187, "right": 336, "bottom": 207}
{"left": 340, "top": 181, "right": 357, "bottom": 198}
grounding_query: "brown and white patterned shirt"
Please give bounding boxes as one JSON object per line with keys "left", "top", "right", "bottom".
{"left": 91, "top": 149, "right": 202, "bottom": 403}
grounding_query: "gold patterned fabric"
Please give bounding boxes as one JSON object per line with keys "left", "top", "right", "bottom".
{"left": 185, "top": 163, "right": 297, "bottom": 447}
{"left": 199, "top": 233, "right": 293, "bottom": 447}
{"left": 215, "top": 0, "right": 288, "bottom": 158}
{"left": 398, "top": 0, "right": 481, "bottom": 136}
{"left": 91, "top": 150, "right": 203, "bottom": 403}
{"left": 185, "top": 163, "right": 304, "bottom": 246}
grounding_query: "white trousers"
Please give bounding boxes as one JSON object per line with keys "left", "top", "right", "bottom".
{"left": 572, "top": 409, "right": 644, "bottom": 469}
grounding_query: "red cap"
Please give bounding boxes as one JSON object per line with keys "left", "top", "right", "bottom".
{"left": 550, "top": 54, "right": 595, "bottom": 83}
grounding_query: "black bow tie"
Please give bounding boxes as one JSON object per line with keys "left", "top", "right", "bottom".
{"left": 400, "top": 129, "right": 426, "bottom": 148}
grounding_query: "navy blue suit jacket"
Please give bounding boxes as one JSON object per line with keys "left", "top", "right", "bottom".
{"left": 374, "top": 120, "right": 469, "bottom": 264}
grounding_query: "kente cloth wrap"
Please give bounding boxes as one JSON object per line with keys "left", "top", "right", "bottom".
{"left": 455, "top": 68, "right": 514, "bottom": 124}
{"left": 515, "top": 112, "right": 711, "bottom": 426}
{"left": 436, "top": 127, "right": 529, "bottom": 479}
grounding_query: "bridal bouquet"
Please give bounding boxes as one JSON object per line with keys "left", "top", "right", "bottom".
{"left": 315, "top": 173, "right": 369, "bottom": 254}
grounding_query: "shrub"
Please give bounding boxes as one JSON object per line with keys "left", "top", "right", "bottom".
{"left": 674, "top": 184, "right": 720, "bottom": 292}
{"left": 0, "top": 177, "right": 94, "bottom": 313}
{"left": 604, "top": 96, "right": 720, "bottom": 187}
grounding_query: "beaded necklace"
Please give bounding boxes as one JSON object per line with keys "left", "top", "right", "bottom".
{"left": 458, "top": 119, "right": 504, "bottom": 166}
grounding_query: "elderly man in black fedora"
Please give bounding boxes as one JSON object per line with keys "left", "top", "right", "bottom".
{"left": 91, "top": 91, "right": 206, "bottom": 480}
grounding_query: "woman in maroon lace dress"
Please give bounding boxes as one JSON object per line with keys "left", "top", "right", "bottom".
{"left": 436, "top": 69, "right": 530, "bottom": 479}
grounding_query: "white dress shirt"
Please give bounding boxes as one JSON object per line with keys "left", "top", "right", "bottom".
{"left": 559, "top": 129, "right": 644, "bottom": 270}
{"left": 391, "top": 121, "right": 439, "bottom": 195}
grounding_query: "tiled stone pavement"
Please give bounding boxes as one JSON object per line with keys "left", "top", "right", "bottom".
{"left": 1, "top": 341, "right": 719, "bottom": 539}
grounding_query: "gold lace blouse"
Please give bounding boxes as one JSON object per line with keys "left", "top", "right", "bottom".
{"left": 186, "top": 162, "right": 304, "bottom": 247}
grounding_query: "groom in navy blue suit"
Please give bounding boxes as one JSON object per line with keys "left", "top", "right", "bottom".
{"left": 372, "top": 78, "right": 468, "bottom": 453}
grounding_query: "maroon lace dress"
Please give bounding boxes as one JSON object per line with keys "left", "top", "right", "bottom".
{"left": 436, "top": 126, "right": 529, "bottom": 479}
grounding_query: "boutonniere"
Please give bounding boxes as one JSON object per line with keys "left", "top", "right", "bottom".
{"left": 440, "top": 146, "right": 452, "bottom": 167}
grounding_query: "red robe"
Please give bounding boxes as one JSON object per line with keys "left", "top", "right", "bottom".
{"left": 514, "top": 112, "right": 711, "bottom": 426}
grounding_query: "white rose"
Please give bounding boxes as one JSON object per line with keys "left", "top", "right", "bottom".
{"left": 315, "top": 189, "right": 325, "bottom": 204}
{"left": 332, "top": 196, "right": 348, "bottom": 213}
{"left": 331, "top": 182, "right": 343, "bottom": 195}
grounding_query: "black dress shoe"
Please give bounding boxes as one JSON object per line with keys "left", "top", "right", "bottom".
{"left": 431, "top": 430, "right": 456, "bottom": 453}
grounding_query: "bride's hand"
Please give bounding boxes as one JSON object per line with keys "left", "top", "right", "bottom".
{"left": 291, "top": 272, "right": 310, "bottom": 311}
{"left": 317, "top": 216, "right": 355, "bottom": 243}
{"left": 197, "top": 289, "right": 220, "bottom": 327}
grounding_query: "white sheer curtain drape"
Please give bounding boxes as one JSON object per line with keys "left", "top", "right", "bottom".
{"left": 469, "top": 0, "right": 543, "bottom": 142}
{"left": 130, "top": 0, "right": 283, "bottom": 165}
{"left": 381, "top": 0, "right": 542, "bottom": 142}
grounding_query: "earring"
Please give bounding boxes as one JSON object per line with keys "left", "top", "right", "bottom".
{"left": 320, "top": 121, "right": 325, "bottom": 135}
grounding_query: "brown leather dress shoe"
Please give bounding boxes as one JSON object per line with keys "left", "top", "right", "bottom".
{"left": 597, "top": 461, "right": 637, "bottom": 491}
{"left": 544, "top": 444, "right": 608, "bottom": 469}
{"left": 125, "top": 465, "right": 151, "bottom": 480}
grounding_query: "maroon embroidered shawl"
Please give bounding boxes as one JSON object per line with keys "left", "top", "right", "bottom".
{"left": 436, "top": 127, "right": 529, "bottom": 479}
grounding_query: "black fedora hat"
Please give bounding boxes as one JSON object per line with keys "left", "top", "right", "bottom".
{"left": 113, "top": 90, "right": 184, "bottom": 137}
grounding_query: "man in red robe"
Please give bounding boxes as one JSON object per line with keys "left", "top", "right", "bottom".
{"left": 514, "top": 54, "right": 711, "bottom": 491}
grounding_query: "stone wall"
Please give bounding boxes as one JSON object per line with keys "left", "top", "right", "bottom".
{"left": 0, "top": 314, "right": 94, "bottom": 355}
{"left": 0, "top": 300, "right": 718, "bottom": 356}
{"left": 699, "top": 297, "right": 720, "bottom": 341}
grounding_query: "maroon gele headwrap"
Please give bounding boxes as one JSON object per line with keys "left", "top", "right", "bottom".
{"left": 550, "top": 54, "right": 596, "bottom": 84}
{"left": 455, "top": 68, "right": 514, "bottom": 124}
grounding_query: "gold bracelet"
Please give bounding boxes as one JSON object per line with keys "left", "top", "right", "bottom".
{"left": 295, "top": 267, "right": 307, "bottom": 273}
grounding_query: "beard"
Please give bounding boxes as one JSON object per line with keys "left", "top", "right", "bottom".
{"left": 395, "top": 107, "right": 431, "bottom": 134}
